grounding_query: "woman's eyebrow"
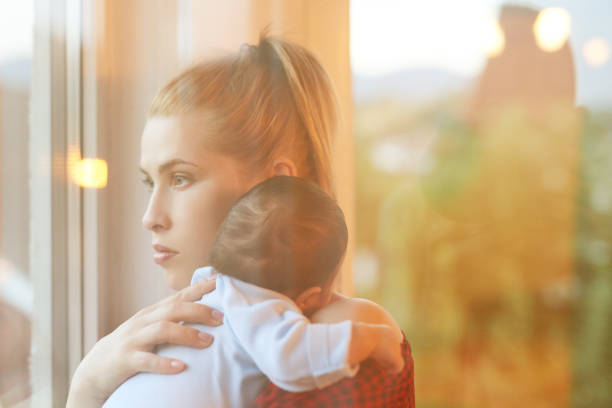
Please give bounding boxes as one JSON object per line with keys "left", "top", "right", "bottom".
{"left": 139, "top": 159, "right": 200, "bottom": 175}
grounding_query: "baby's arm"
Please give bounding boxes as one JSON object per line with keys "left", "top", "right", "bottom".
{"left": 312, "top": 293, "right": 404, "bottom": 372}
{"left": 222, "top": 278, "right": 402, "bottom": 392}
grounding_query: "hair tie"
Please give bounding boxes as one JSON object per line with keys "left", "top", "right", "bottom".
{"left": 257, "top": 39, "right": 284, "bottom": 75}
{"left": 239, "top": 42, "right": 257, "bottom": 56}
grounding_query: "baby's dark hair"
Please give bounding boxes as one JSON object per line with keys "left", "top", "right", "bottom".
{"left": 208, "top": 176, "right": 348, "bottom": 297}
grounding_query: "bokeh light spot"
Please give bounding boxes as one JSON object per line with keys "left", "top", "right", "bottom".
{"left": 484, "top": 19, "right": 505, "bottom": 58}
{"left": 70, "top": 158, "right": 108, "bottom": 189}
{"left": 583, "top": 37, "right": 610, "bottom": 67}
{"left": 533, "top": 8, "right": 571, "bottom": 53}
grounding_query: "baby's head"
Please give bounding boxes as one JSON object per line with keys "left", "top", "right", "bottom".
{"left": 208, "top": 176, "right": 348, "bottom": 313}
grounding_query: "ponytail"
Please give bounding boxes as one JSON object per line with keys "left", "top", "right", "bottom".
{"left": 149, "top": 33, "right": 339, "bottom": 196}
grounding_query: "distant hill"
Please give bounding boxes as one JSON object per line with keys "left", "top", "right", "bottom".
{"left": 353, "top": 64, "right": 612, "bottom": 110}
{"left": 353, "top": 68, "right": 472, "bottom": 105}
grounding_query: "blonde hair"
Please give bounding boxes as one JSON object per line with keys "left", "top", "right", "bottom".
{"left": 148, "top": 34, "right": 339, "bottom": 195}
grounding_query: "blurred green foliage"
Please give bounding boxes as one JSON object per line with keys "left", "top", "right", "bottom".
{"left": 572, "top": 110, "right": 612, "bottom": 408}
{"left": 354, "top": 97, "right": 612, "bottom": 408}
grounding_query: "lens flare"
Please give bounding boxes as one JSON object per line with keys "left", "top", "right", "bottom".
{"left": 70, "top": 158, "right": 108, "bottom": 188}
{"left": 484, "top": 19, "right": 505, "bottom": 58}
{"left": 67, "top": 145, "right": 108, "bottom": 188}
{"left": 583, "top": 37, "right": 610, "bottom": 67}
{"left": 533, "top": 8, "right": 571, "bottom": 52}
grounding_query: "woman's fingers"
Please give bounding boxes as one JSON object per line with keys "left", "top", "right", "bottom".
{"left": 177, "top": 276, "right": 217, "bottom": 302}
{"left": 130, "top": 351, "right": 187, "bottom": 375}
{"left": 132, "top": 320, "right": 214, "bottom": 349}
{"left": 140, "top": 300, "right": 223, "bottom": 327}
{"left": 66, "top": 279, "right": 221, "bottom": 405}
{"left": 131, "top": 277, "right": 222, "bottom": 329}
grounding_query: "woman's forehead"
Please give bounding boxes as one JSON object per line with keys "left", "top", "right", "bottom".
{"left": 140, "top": 115, "right": 211, "bottom": 170}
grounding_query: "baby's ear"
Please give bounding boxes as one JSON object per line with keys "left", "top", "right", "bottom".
{"left": 271, "top": 158, "right": 297, "bottom": 177}
{"left": 295, "top": 286, "right": 323, "bottom": 314}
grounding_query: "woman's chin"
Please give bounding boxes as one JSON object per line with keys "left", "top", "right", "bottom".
{"left": 162, "top": 268, "right": 192, "bottom": 290}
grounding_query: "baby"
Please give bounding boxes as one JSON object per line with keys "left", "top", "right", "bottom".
{"left": 104, "top": 176, "right": 402, "bottom": 407}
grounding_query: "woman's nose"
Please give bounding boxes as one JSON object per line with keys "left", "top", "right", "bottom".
{"left": 142, "top": 192, "right": 171, "bottom": 232}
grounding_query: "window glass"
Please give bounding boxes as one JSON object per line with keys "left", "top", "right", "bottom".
{"left": 0, "top": 0, "right": 33, "bottom": 406}
{"left": 352, "top": 1, "right": 612, "bottom": 407}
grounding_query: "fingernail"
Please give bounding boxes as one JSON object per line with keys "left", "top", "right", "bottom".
{"left": 198, "top": 332, "right": 213, "bottom": 344}
{"left": 170, "top": 360, "right": 184, "bottom": 369}
{"left": 212, "top": 310, "right": 224, "bottom": 322}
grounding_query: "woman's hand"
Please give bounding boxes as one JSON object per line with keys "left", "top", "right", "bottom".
{"left": 66, "top": 277, "right": 222, "bottom": 408}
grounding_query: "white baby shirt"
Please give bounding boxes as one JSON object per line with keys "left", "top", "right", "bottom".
{"left": 103, "top": 266, "right": 357, "bottom": 408}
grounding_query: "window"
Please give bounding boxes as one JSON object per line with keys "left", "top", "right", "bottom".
{"left": 1, "top": 0, "right": 84, "bottom": 405}
{"left": 352, "top": 1, "right": 612, "bottom": 407}
{"left": 0, "top": 1, "right": 34, "bottom": 405}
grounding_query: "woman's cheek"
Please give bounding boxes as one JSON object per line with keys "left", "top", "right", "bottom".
{"left": 182, "top": 177, "right": 245, "bottom": 263}
{"left": 185, "top": 186, "right": 231, "bottom": 258}
{"left": 209, "top": 183, "right": 243, "bottom": 225}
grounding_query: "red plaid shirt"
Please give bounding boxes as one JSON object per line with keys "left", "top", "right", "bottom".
{"left": 255, "top": 333, "right": 415, "bottom": 408}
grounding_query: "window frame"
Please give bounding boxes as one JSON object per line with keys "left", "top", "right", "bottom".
{"left": 30, "top": 0, "right": 84, "bottom": 405}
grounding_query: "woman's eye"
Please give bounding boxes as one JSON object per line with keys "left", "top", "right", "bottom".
{"left": 172, "top": 174, "right": 190, "bottom": 187}
{"left": 141, "top": 178, "right": 154, "bottom": 190}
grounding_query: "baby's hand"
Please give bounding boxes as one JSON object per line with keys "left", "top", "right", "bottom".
{"left": 369, "top": 324, "right": 404, "bottom": 373}
{"left": 349, "top": 323, "right": 404, "bottom": 374}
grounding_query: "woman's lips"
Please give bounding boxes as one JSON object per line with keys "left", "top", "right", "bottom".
{"left": 152, "top": 244, "right": 179, "bottom": 265}
{"left": 153, "top": 251, "right": 177, "bottom": 265}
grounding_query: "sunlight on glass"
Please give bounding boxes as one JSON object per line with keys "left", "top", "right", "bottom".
{"left": 583, "top": 37, "right": 610, "bottom": 67}
{"left": 0, "top": 258, "right": 32, "bottom": 316}
{"left": 540, "top": 166, "right": 569, "bottom": 192}
{"left": 0, "top": 1, "right": 33, "bottom": 64}
{"left": 371, "top": 140, "right": 429, "bottom": 174}
{"left": 484, "top": 19, "right": 505, "bottom": 58}
{"left": 67, "top": 145, "right": 108, "bottom": 188}
{"left": 0, "top": 258, "right": 14, "bottom": 286}
{"left": 70, "top": 158, "right": 108, "bottom": 189}
{"left": 533, "top": 7, "right": 571, "bottom": 53}
{"left": 353, "top": 249, "right": 379, "bottom": 293}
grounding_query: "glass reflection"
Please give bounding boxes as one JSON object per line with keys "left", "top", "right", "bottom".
{"left": 0, "top": 1, "right": 33, "bottom": 406}
{"left": 352, "top": 1, "right": 612, "bottom": 407}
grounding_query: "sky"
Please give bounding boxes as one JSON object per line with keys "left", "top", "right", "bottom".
{"left": 350, "top": 0, "right": 501, "bottom": 77}
{"left": 350, "top": 0, "right": 612, "bottom": 107}
{"left": 0, "top": 0, "right": 33, "bottom": 64}
{"left": 1, "top": 1, "right": 610, "bottom": 107}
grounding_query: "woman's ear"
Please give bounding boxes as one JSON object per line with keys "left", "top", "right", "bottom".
{"left": 272, "top": 158, "right": 297, "bottom": 177}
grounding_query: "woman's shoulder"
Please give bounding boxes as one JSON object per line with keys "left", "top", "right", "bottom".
{"left": 310, "top": 294, "right": 402, "bottom": 341}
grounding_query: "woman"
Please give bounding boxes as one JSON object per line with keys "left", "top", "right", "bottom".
{"left": 67, "top": 35, "right": 414, "bottom": 407}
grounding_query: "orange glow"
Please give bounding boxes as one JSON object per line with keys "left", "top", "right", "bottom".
{"left": 70, "top": 158, "right": 108, "bottom": 189}
{"left": 533, "top": 8, "right": 571, "bottom": 52}
{"left": 583, "top": 37, "right": 610, "bottom": 67}
{"left": 67, "top": 145, "right": 108, "bottom": 188}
